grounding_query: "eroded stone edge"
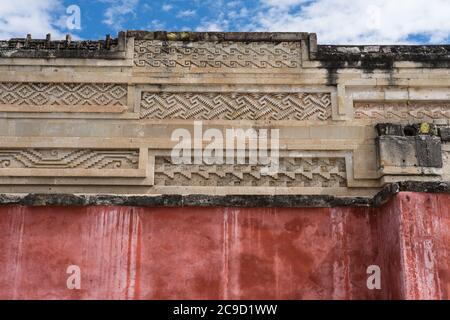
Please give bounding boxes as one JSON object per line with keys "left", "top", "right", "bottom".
{"left": 0, "top": 181, "right": 449, "bottom": 208}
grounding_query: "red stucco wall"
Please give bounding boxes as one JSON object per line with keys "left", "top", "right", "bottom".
{"left": 0, "top": 192, "right": 449, "bottom": 300}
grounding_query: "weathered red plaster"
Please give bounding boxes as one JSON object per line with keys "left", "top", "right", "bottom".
{"left": 0, "top": 192, "right": 449, "bottom": 300}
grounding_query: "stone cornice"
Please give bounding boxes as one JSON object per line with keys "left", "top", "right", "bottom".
{"left": 0, "top": 182, "right": 449, "bottom": 208}
{"left": 317, "top": 44, "right": 450, "bottom": 69}
{"left": 126, "top": 31, "right": 311, "bottom": 42}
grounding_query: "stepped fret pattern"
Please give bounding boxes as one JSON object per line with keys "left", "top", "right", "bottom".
{"left": 154, "top": 157, "right": 347, "bottom": 187}
{"left": 134, "top": 40, "right": 301, "bottom": 69}
{"left": 140, "top": 92, "right": 332, "bottom": 120}
{"left": 0, "top": 149, "right": 139, "bottom": 169}
{"left": 355, "top": 101, "right": 450, "bottom": 120}
{"left": 0, "top": 83, "right": 127, "bottom": 106}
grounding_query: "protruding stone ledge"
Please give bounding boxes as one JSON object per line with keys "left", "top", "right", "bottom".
{"left": 376, "top": 123, "right": 444, "bottom": 175}
{"left": 372, "top": 181, "right": 450, "bottom": 207}
{"left": 0, "top": 182, "right": 449, "bottom": 208}
{"left": 126, "top": 31, "right": 311, "bottom": 42}
{"left": 0, "top": 193, "right": 372, "bottom": 208}
{"left": 317, "top": 45, "right": 450, "bottom": 69}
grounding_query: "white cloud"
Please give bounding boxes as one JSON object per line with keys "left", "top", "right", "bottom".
{"left": 196, "top": 21, "right": 225, "bottom": 32}
{"left": 162, "top": 4, "right": 173, "bottom": 12}
{"left": 3, "top": 0, "right": 448, "bottom": 45}
{"left": 177, "top": 9, "right": 197, "bottom": 18}
{"left": 261, "top": 0, "right": 306, "bottom": 7}
{"left": 142, "top": 3, "right": 151, "bottom": 11}
{"left": 149, "top": 19, "right": 165, "bottom": 30}
{"left": 102, "top": 0, "right": 139, "bottom": 29}
{"left": 228, "top": 7, "right": 250, "bottom": 19}
{"left": 227, "top": 1, "right": 243, "bottom": 8}
{"left": 196, "top": 12, "right": 229, "bottom": 32}
{"left": 253, "top": 0, "right": 450, "bottom": 44}
{"left": 0, "top": 0, "right": 68, "bottom": 39}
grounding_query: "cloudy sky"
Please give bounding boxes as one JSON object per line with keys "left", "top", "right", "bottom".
{"left": 1, "top": 0, "right": 450, "bottom": 44}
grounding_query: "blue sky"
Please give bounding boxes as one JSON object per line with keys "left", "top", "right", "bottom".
{"left": 73, "top": 0, "right": 262, "bottom": 39}
{"left": 1, "top": 0, "right": 450, "bottom": 44}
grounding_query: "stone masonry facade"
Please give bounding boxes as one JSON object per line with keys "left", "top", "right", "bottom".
{"left": 0, "top": 31, "right": 450, "bottom": 197}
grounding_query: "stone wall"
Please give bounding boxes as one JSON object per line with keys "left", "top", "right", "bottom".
{"left": 1, "top": 31, "right": 450, "bottom": 301}
{"left": 0, "top": 31, "right": 449, "bottom": 197}
{"left": 1, "top": 192, "right": 450, "bottom": 300}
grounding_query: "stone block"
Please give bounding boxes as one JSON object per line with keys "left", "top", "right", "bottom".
{"left": 416, "top": 136, "right": 443, "bottom": 168}
{"left": 440, "top": 127, "right": 450, "bottom": 142}
{"left": 377, "top": 135, "right": 443, "bottom": 169}
{"left": 375, "top": 123, "right": 404, "bottom": 137}
{"left": 377, "top": 136, "right": 417, "bottom": 167}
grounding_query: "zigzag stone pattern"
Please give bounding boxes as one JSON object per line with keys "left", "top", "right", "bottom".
{"left": 0, "top": 149, "right": 139, "bottom": 169}
{"left": 0, "top": 83, "right": 127, "bottom": 106}
{"left": 154, "top": 157, "right": 347, "bottom": 187}
{"left": 134, "top": 40, "right": 301, "bottom": 69}
{"left": 355, "top": 101, "right": 450, "bottom": 120}
{"left": 140, "top": 92, "right": 332, "bottom": 120}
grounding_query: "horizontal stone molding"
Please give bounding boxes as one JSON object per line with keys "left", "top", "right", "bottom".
{"left": 140, "top": 91, "right": 332, "bottom": 121}
{"left": 127, "top": 31, "right": 311, "bottom": 42}
{"left": 0, "top": 181, "right": 449, "bottom": 208}
{"left": 355, "top": 101, "right": 450, "bottom": 121}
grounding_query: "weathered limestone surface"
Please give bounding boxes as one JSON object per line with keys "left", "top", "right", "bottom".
{"left": 0, "top": 31, "right": 449, "bottom": 197}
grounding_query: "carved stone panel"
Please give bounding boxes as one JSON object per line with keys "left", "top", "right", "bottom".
{"left": 0, "top": 149, "right": 139, "bottom": 169}
{"left": 154, "top": 156, "right": 347, "bottom": 187}
{"left": 355, "top": 101, "right": 450, "bottom": 121}
{"left": 140, "top": 92, "right": 332, "bottom": 120}
{"left": 0, "top": 83, "right": 128, "bottom": 112}
{"left": 133, "top": 40, "right": 301, "bottom": 71}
